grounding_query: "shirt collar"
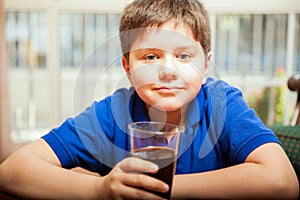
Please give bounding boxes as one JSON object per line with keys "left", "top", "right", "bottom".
{"left": 130, "top": 89, "right": 150, "bottom": 122}
{"left": 186, "top": 84, "right": 208, "bottom": 128}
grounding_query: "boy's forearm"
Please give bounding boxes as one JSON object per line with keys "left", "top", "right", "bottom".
{"left": 173, "top": 163, "right": 297, "bottom": 199}
{"left": 173, "top": 164, "right": 265, "bottom": 199}
{"left": 0, "top": 149, "right": 102, "bottom": 199}
{"left": 172, "top": 153, "right": 298, "bottom": 199}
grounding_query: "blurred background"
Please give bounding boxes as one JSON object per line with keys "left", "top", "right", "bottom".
{"left": 0, "top": 0, "right": 299, "bottom": 161}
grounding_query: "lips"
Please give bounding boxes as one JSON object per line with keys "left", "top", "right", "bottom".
{"left": 152, "top": 86, "right": 184, "bottom": 94}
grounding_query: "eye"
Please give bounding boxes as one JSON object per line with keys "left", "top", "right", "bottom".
{"left": 144, "top": 54, "right": 159, "bottom": 61}
{"left": 177, "top": 53, "right": 191, "bottom": 60}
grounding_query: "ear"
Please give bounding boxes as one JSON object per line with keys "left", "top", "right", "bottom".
{"left": 205, "top": 52, "right": 211, "bottom": 70}
{"left": 122, "top": 56, "right": 134, "bottom": 86}
{"left": 202, "top": 52, "right": 211, "bottom": 84}
{"left": 122, "top": 56, "right": 130, "bottom": 73}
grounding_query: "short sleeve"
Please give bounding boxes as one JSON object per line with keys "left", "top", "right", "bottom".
{"left": 41, "top": 88, "right": 133, "bottom": 175}
{"left": 219, "top": 84, "right": 280, "bottom": 164}
{"left": 42, "top": 104, "right": 104, "bottom": 173}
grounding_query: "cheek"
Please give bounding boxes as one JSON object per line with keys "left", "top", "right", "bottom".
{"left": 180, "top": 65, "right": 204, "bottom": 84}
{"left": 129, "top": 65, "right": 159, "bottom": 88}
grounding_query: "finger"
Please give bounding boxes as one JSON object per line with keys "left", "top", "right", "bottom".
{"left": 117, "top": 172, "right": 168, "bottom": 199}
{"left": 122, "top": 172, "right": 169, "bottom": 194}
{"left": 122, "top": 186, "right": 166, "bottom": 200}
{"left": 119, "top": 157, "right": 159, "bottom": 173}
{"left": 105, "top": 170, "right": 161, "bottom": 200}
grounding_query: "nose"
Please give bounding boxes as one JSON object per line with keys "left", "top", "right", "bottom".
{"left": 159, "top": 57, "right": 178, "bottom": 80}
{"left": 159, "top": 67, "right": 178, "bottom": 80}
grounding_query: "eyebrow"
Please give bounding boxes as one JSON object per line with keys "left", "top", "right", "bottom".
{"left": 132, "top": 45, "right": 200, "bottom": 54}
{"left": 174, "top": 45, "right": 199, "bottom": 53}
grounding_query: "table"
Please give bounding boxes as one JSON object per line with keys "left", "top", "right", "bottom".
{"left": 0, "top": 191, "right": 21, "bottom": 200}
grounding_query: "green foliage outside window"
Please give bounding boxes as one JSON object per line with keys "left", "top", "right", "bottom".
{"left": 247, "top": 67, "right": 285, "bottom": 125}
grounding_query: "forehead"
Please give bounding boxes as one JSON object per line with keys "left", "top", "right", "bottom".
{"left": 130, "top": 22, "right": 203, "bottom": 53}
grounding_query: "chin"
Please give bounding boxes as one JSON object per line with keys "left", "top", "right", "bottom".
{"left": 154, "top": 104, "right": 183, "bottom": 112}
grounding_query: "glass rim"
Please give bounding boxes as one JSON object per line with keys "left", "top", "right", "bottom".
{"left": 128, "top": 121, "right": 183, "bottom": 135}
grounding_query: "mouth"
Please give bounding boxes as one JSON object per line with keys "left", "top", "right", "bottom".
{"left": 152, "top": 86, "right": 184, "bottom": 94}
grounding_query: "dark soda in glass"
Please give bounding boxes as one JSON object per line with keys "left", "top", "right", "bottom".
{"left": 132, "top": 146, "right": 176, "bottom": 200}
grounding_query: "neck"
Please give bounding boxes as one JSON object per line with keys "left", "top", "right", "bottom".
{"left": 146, "top": 104, "right": 188, "bottom": 126}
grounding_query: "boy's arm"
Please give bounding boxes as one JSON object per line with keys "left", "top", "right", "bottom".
{"left": 0, "top": 139, "right": 168, "bottom": 199}
{"left": 172, "top": 142, "right": 299, "bottom": 199}
{"left": 0, "top": 139, "right": 101, "bottom": 199}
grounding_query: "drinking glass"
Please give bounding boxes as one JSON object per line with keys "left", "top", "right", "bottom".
{"left": 129, "top": 121, "right": 182, "bottom": 199}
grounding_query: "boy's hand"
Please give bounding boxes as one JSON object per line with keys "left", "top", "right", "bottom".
{"left": 100, "top": 157, "right": 169, "bottom": 200}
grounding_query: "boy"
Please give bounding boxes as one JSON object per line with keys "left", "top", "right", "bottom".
{"left": 0, "top": 0, "right": 298, "bottom": 199}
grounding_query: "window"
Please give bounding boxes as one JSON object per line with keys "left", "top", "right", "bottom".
{"left": 6, "top": 11, "right": 50, "bottom": 142}
{"left": 295, "top": 15, "right": 300, "bottom": 71}
{"left": 5, "top": 11, "right": 126, "bottom": 142}
{"left": 59, "top": 13, "right": 121, "bottom": 68}
{"left": 4, "top": 9, "right": 300, "bottom": 142}
{"left": 58, "top": 12, "right": 125, "bottom": 120}
{"left": 6, "top": 12, "right": 47, "bottom": 68}
{"left": 214, "top": 14, "right": 288, "bottom": 75}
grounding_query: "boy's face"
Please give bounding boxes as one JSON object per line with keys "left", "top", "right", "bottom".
{"left": 122, "top": 21, "right": 209, "bottom": 112}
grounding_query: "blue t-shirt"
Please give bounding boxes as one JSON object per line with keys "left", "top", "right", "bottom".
{"left": 42, "top": 78, "right": 279, "bottom": 176}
